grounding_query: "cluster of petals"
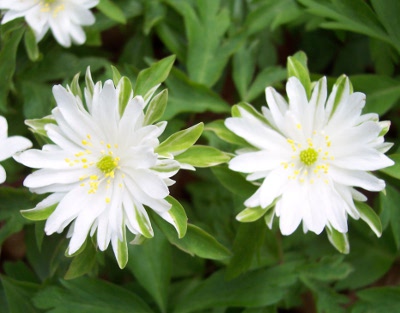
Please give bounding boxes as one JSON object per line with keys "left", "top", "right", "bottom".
{"left": 0, "top": 0, "right": 98, "bottom": 47}
{"left": 225, "top": 76, "right": 394, "bottom": 236}
{"left": 16, "top": 76, "right": 180, "bottom": 258}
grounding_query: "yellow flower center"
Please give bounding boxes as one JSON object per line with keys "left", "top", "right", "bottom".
{"left": 299, "top": 148, "right": 318, "bottom": 166}
{"left": 40, "top": 0, "right": 65, "bottom": 15}
{"left": 97, "top": 155, "right": 119, "bottom": 174}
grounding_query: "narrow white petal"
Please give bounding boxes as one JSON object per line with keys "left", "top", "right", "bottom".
{"left": 329, "top": 166, "right": 385, "bottom": 192}
{"left": 0, "top": 136, "right": 32, "bottom": 161}
{"left": 0, "top": 165, "right": 6, "bottom": 184}
{"left": 225, "top": 117, "right": 287, "bottom": 150}
{"left": 278, "top": 189, "right": 303, "bottom": 235}
{"left": 45, "top": 186, "right": 92, "bottom": 235}
{"left": 258, "top": 168, "right": 287, "bottom": 208}
{"left": 14, "top": 149, "right": 70, "bottom": 169}
{"left": 0, "top": 116, "right": 7, "bottom": 140}
{"left": 24, "top": 168, "right": 88, "bottom": 188}
{"left": 229, "top": 150, "right": 289, "bottom": 173}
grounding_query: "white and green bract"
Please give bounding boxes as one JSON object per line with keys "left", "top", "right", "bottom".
{"left": 0, "top": 0, "right": 98, "bottom": 47}
{"left": 0, "top": 116, "right": 32, "bottom": 183}
{"left": 15, "top": 71, "right": 183, "bottom": 265}
{"left": 225, "top": 76, "right": 394, "bottom": 236}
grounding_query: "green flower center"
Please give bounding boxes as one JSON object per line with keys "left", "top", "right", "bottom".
{"left": 299, "top": 148, "right": 318, "bottom": 166}
{"left": 97, "top": 155, "right": 118, "bottom": 174}
{"left": 44, "top": 0, "right": 56, "bottom": 4}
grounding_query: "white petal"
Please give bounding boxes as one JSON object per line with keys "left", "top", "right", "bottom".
{"left": 258, "top": 168, "right": 287, "bottom": 208}
{"left": 0, "top": 116, "right": 8, "bottom": 140}
{"left": 278, "top": 189, "right": 303, "bottom": 235}
{"left": 24, "top": 167, "right": 88, "bottom": 188}
{"left": 286, "top": 77, "right": 308, "bottom": 123}
{"left": 225, "top": 117, "right": 287, "bottom": 151}
{"left": 49, "top": 14, "right": 71, "bottom": 47}
{"left": 0, "top": 165, "right": 6, "bottom": 184}
{"left": 14, "top": 149, "right": 70, "bottom": 169}
{"left": 0, "top": 136, "right": 32, "bottom": 161}
{"left": 304, "top": 185, "right": 327, "bottom": 234}
{"left": 229, "top": 150, "right": 289, "bottom": 173}
{"left": 68, "top": 188, "right": 107, "bottom": 254}
{"left": 45, "top": 186, "right": 92, "bottom": 234}
{"left": 265, "top": 87, "right": 288, "bottom": 130}
{"left": 331, "top": 147, "right": 394, "bottom": 171}
{"left": 329, "top": 166, "right": 385, "bottom": 192}
{"left": 126, "top": 168, "right": 169, "bottom": 199}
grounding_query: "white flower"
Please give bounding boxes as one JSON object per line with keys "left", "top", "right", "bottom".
{"left": 0, "top": 116, "right": 32, "bottom": 183}
{"left": 15, "top": 72, "right": 182, "bottom": 265}
{"left": 225, "top": 76, "right": 394, "bottom": 236}
{"left": 0, "top": 0, "right": 98, "bottom": 47}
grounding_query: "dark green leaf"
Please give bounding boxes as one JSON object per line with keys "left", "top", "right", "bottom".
{"left": 127, "top": 225, "right": 171, "bottom": 313}
{"left": 1, "top": 276, "right": 40, "bottom": 313}
{"left": 33, "top": 277, "right": 153, "bottom": 313}
{"left": 225, "top": 219, "right": 266, "bottom": 280}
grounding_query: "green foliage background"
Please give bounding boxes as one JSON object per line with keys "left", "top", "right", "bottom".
{"left": 1, "top": 0, "right": 400, "bottom": 312}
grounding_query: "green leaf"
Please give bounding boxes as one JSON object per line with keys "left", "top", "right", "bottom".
{"left": 164, "top": 68, "right": 230, "bottom": 119}
{"left": 205, "top": 120, "right": 250, "bottom": 146}
{"left": 153, "top": 213, "right": 231, "bottom": 260}
{"left": 167, "top": 0, "right": 243, "bottom": 87}
{"left": 211, "top": 165, "right": 258, "bottom": 198}
{"left": 370, "top": 0, "right": 400, "bottom": 54}
{"left": 144, "top": 89, "right": 168, "bottom": 125}
{"left": 69, "top": 72, "right": 83, "bottom": 99}
{"left": 287, "top": 52, "right": 311, "bottom": 99}
{"left": 21, "top": 81, "right": 54, "bottom": 119}
{"left": 1, "top": 276, "right": 40, "bottom": 313}
{"left": 97, "top": 0, "right": 127, "bottom": 24}
{"left": 379, "top": 154, "right": 400, "bottom": 179}
{"left": 23, "top": 26, "right": 39, "bottom": 61}
{"left": 246, "top": 66, "right": 287, "bottom": 102}
{"left": 299, "top": 256, "right": 353, "bottom": 281}
{"left": 134, "top": 55, "right": 175, "bottom": 102}
{"left": 64, "top": 241, "right": 97, "bottom": 280}
{"left": 173, "top": 263, "right": 299, "bottom": 313}
{"left": 225, "top": 220, "right": 266, "bottom": 280}
{"left": 355, "top": 201, "right": 382, "bottom": 237}
{"left": 380, "top": 185, "right": 400, "bottom": 249}
{"left": 117, "top": 76, "right": 133, "bottom": 116}
{"left": 244, "top": 0, "right": 302, "bottom": 35}
{"left": 33, "top": 277, "right": 154, "bottom": 313}
{"left": 232, "top": 41, "right": 258, "bottom": 100}
{"left": 326, "top": 227, "right": 349, "bottom": 254}
{"left": 352, "top": 287, "right": 400, "bottom": 313}
{"left": 110, "top": 65, "right": 122, "bottom": 86}
{"left": 175, "top": 145, "right": 231, "bottom": 168}
{"left": 0, "top": 188, "right": 38, "bottom": 246}
{"left": 127, "top": 225, "right": 171, "bottom": 313}
{"left": 236, "top": 202, "right": 275, "bottom": 223}
{"left": 143, "top": 0, "right": 166, "bottom": 35}
{"left": 298, "top": 0, "right": 391, "bottom": 48}
{"left": 21, "top": 203, "right": 57, "bottom": 221}
{"left": 156, "top": 123, "right": 203, "bottom": 157}
{"left": 302, "top": 277, "right": 348, "bottom": 313}
{"left": 0, "top": 21, "right": 25, "bottom": 112}
{"left": 165, "top": 196, "right": 187, "bottom": 238}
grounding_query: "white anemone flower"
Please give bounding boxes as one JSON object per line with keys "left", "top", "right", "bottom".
{"left": 225, "top": 76, "right": 394, "bottom": 237}
{"left": 0, "top": 0, "right": 98, "bottom": 47}
{"left": 15, "top": 73, "right": 183, "bottom": 265}
{"left": 0, "top": 116, "right": 32, "bottom": 183}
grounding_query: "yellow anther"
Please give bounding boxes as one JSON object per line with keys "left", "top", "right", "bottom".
{"left": 105, "top": 197, "right": 111, "bottom": 203}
